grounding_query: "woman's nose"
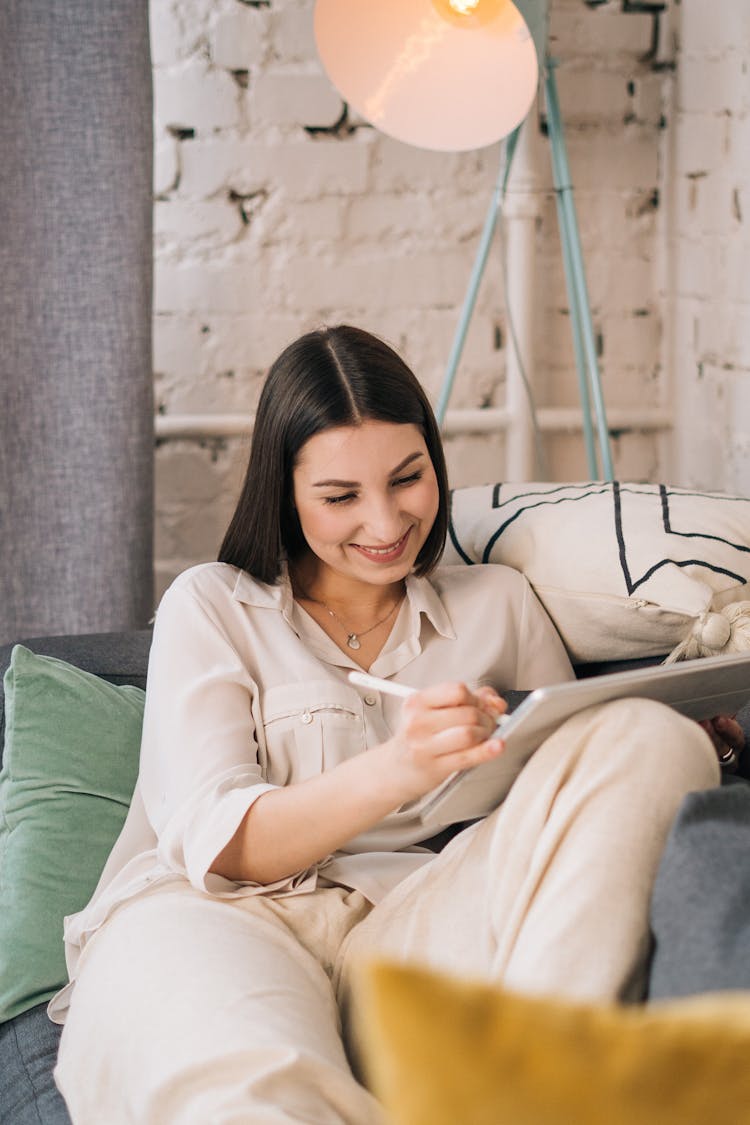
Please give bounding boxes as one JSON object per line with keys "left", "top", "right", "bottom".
{"left": 360, "top": 494, "right": 403, "bottom": 543}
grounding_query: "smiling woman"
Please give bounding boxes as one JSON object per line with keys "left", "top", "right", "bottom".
{"left": 218, "top": 325, "right": 449, "bottom": 586}
{"left": 49, "top": 325, "right": 734, "bottom": 1125}
{"left": 290, "top": 420, "right": 440, "bottom": 659}
{"left": 293, "top": 425, "right": 437, "bottom": 576}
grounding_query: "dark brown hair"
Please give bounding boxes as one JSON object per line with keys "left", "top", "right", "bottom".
{"left": 218, "top": 325, "right": 449, "bottom": 583}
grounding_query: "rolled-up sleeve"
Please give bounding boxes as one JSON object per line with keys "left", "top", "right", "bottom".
{"left": 137, "top": 579, "right": 281, "bottom": 892}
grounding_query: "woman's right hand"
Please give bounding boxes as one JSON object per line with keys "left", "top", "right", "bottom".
{"left": 213, "top": 682, "right": 509, "bottom": 886}
{"left": 385, "top": 682, "right": 508, "bottom": 805}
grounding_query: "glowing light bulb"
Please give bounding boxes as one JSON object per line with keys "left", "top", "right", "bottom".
{"left": 448, "top": 0, "right": 481, "bottom": 12}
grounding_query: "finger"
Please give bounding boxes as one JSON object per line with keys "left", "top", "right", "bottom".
{"left": 475, "top": 686, "right": 508, "bottom": 717}
{"left": 404, "top": 681, "right": 476, "bottom": 712}
{"left": 433, "top": 733, "right": 506, "bottom": 774}
{"left": 697, "top": 715, "right": 737, "bottom": 751}
{"left": 711, "top": 715, "right": 745, "bottom": 751}
{"left": 407, "top": 705, "right": 498, "bottom": 742}
{"left": 425, "top": 721, "right": 504, "bottom": 758}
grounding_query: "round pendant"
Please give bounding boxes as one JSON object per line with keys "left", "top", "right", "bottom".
{"left": 347, "top": 635, "right": 361, "bottom": 650}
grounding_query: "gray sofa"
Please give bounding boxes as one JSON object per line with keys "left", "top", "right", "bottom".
{"left": 0, "top": 632, "right": 150, "bottom": 1125}
{"left": 1, "top": 630, "right": 748, "bottom": 1124}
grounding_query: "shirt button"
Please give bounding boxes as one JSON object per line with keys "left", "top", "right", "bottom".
{"left": 364, "top": 694, "right": 377, "bottom": 706}
{"left": 300, "top": 709, "right": 313, "bottom": 724}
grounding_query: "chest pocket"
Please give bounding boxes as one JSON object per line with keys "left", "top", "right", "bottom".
{"left": 260, "top": 680, "right": 367, "bottom": 786}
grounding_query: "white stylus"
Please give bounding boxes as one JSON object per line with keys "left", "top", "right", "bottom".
{"left": 347, "top": 670, "right": 415, "bottom": 699}
{"left": 347, "top": 670, "right": 510, "bottom": 728}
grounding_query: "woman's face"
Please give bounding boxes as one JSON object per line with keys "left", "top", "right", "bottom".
{"left": 291, "top": 420, "right": 440, "bottom": 590}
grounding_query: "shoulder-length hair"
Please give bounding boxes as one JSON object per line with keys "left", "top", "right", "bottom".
{"left": 218, "top": 325, "right": 449, "bottom": 584}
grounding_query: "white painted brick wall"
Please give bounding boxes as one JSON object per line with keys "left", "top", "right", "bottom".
{"left": 150, "top": 0, "right": 737, "bottom": 598}
{"left": 154, "top": 62, "right": 242, "bottom": 132}
{"left": 667, "top": 3, "right": 750, "bottom": 495}
{"left": 251, "top": 71, "right": 343, "bottom": 127}
{"left": 210, "top": 8, "right": 267, "bottom": 70}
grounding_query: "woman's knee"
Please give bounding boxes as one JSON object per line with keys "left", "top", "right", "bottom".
{"left": 534, "top": 697, "right": 720, "bottom": 803}
{"left": 576, "top": 696, "right": 720, "bottom": 796}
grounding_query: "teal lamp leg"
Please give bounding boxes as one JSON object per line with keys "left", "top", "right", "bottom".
{"left": 435, "top": 129, "right": 520, "bottom": 426}
{"left": 544, "top": 60, "right": 614, "bottom": 481}
{"left": 435, "top": 65, "right": 615, "bottom": 483}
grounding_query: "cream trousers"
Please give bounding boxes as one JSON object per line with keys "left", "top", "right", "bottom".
{"left": 55, "top": 699, "right": 719, "bottom": 1124}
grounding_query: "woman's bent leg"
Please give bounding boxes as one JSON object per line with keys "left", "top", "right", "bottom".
{"left": 55, "top": 883, "right": 383, "bottom": 1125}
{"left": 340, "top": 699, "right": 719, "bottom": 1006}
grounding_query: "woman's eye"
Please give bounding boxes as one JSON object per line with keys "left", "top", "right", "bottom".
{"left": 324, "top": 492, "right": 356, "bottom": 505}
{"left": 393, "top": 471, "right": 423, "bottom": 488}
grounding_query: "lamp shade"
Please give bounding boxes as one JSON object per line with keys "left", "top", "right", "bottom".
{"left": 314, "top": 0, "right": 539, "bottom": 152}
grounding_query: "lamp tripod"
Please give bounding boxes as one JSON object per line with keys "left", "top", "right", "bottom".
{"left": 436, "top": 58, "right": 615, "bottom": 480}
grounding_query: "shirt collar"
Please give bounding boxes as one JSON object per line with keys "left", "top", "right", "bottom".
{"left": 231, "top": 564, "right": 456, "bottom": 640}
{"left": 231, "top": 564, "right": 296, "bottom": 626}
{"left": 404, "top": 572, "right": 456, "bottom": 640}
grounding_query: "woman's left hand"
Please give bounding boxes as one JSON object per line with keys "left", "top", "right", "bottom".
{"left": 699, "top": 714, "right": 746, "bottom": 773}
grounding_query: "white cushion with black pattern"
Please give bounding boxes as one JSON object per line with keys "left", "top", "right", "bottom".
{"left": 446, "top": 482, "right": 750, "bottom": 664}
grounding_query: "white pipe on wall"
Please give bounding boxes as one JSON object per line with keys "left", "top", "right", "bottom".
{"left": 503, "top": 112, "right": 545, "bottom": 479}
{"left": 155, "top": 407, "right": 672, "bottom": 441}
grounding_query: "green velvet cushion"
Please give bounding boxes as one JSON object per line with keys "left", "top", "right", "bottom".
{"left": 0, "top": 645, "right": 143, "bottom": 1023}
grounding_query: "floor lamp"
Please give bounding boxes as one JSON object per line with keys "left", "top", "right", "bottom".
{"left": 314, "top": 0, "right": 615, "bottom": 480}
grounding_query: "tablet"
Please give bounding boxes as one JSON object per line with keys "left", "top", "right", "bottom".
{"left": 418, "top": 651, "right": 750, "bottom": 828}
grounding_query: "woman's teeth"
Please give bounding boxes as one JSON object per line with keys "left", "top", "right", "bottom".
{"left": 355, "top": 531, "right": 409, "bottom": 556}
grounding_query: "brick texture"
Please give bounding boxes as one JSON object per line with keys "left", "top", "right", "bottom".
{"left": 149, "top": 0, "right": 748, "bottom": 591}
{"left": 667, "top": 4, "right": 750, "bottom": 492}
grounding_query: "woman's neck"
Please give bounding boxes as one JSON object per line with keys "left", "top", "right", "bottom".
{"left": 289, "top": 558, "right": 405, "bottom": 618}
{"left": 289, "top": 557, "right": 407, "bottom": 668}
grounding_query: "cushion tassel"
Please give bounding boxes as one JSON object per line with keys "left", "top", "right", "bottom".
{"left": 665, "top": 600, "right": 750, "bottom": 664}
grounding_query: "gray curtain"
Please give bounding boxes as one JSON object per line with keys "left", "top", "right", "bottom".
{"left": 0, "top": 2, "right": 154, "bottom": 645}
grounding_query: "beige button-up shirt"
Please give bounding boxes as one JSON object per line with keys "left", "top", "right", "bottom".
{"left": 54, "top": 561, "right": 573, "bottom": 1012}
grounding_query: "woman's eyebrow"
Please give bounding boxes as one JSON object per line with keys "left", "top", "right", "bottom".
{"left": 312, "top": 451, "right": 425, "bottom": 488}
{"left": 388, "top": 451, "right": 425, "bottom": 476}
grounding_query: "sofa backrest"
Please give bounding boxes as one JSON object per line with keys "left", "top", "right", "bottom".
{"left": 0, "top": 631, "right": 152, "bottom": 768}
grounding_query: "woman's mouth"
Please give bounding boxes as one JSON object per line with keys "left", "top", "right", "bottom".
{"left": 351, "top": 528, "right": 412, "bottom": 563}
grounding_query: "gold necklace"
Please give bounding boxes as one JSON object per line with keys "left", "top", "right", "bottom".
{"left": 302, "top": 590, "right": 404, "bottom": 650}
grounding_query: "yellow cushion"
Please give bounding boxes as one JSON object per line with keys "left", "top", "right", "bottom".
{"left": 354, "top": 962, "right": 750, "bottom": 1125}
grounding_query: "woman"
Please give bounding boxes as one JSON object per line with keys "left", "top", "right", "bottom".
{"left": 52, "top": 325, "right": 741, "bottom": 1124}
